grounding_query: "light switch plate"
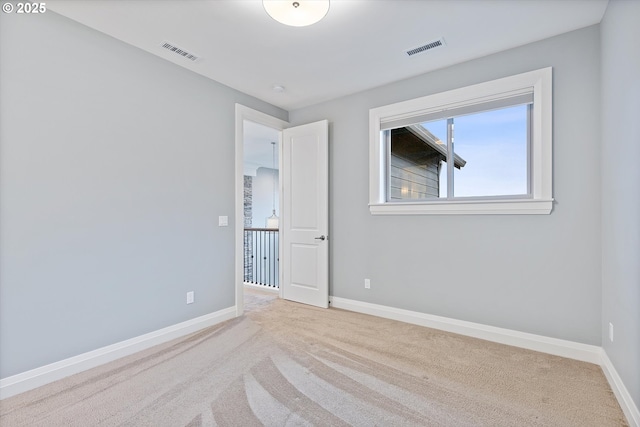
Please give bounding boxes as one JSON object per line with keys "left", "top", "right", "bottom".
{"left": 218, "top": 216, "right": 228, "bottom": 226}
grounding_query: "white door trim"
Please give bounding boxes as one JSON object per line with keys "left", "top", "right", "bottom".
{"left": 235, "top": 104, "right": 288, "bottom": 317}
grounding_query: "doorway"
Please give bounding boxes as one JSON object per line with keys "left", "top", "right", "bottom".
{"left": 234, "top": 105, "right": 287, "bottom": 316}
{"left": 242, "top": 121, "right": 281, "bottom": 291}
{"left": 235, "top": 105, "right": 329, "bottom": 315}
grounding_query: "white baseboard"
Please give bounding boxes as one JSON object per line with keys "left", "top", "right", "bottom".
{"left": 0, "top": 306, "right": 237, "bottom": 400}
{"left": 330, "top": 296, "right": 640, "bottom": 426}
{"left": 329, "top": 296, "right": 601, "bottom": 363}
{"left": 601, "top": 350, "right": 640, "bottom": 427}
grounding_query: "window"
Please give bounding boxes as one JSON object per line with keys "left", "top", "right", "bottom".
{"left": 369, "top": 67, "right": 553, "bottom": 215}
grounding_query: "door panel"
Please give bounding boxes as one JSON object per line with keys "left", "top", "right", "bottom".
{"left": 290, "top": 244, "right": 318, "bottom": 289}
{"left": 281, "top": 120, "right": 329, "bottom": 308}
{"left": 290, "top": 139, "right": 319, "bottom": 229}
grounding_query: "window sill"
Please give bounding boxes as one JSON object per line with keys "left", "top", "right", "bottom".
{"left": 369, "top": 198, "right": 553, "bottom": 215}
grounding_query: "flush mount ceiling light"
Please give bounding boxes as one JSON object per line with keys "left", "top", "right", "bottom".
{"left": 263, "top": 0, "right": 330, "bottom": 27}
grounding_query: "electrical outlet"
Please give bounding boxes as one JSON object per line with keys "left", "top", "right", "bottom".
{"left": 187, "top": 291, "right": 194, "bottom": 304}
{"left": 364, "top": 279, "right": 370, "bottom": 289}
{"left": 609, "top": 322, "right": 614, "bottom": 342}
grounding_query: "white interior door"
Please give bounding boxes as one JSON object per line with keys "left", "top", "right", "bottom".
{"left": 281, "top": 120, "right": 329, "bottom": 308}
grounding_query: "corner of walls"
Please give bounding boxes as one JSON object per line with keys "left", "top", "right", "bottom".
{"left": 601, "top": 349, "right": 640, "bottom": 427}
{"left": 599, "top": 0, "right": 640, "bottom": 417}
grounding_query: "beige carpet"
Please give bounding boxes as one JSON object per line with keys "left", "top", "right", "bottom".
{"left": 0, "top": 288, "right": 627, "bottom": 426}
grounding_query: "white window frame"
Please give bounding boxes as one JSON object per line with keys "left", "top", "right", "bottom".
{"left": 369, "top": 67, "right": 553, "bottom": 215}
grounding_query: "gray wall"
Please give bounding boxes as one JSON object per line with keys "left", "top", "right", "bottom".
{"left": 250, "top": 168, "right": 280, "bottom": 228}
{"left": 0, "top": 11, "right": 286, "bottom": 378}
{"left": 290, "top": 26, "right": 603, "bottom": 345}
{"left": 601, "top": 0, "right": 640, "bottom": 409}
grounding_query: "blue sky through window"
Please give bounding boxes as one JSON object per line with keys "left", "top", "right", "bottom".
{"left": 421, "top": 105, "right": 528, "bottom": 198}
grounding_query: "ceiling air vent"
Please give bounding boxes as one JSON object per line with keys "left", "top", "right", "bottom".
{"left": 405, "top": 37, "right": 446, "bottom": 57}
{"left": 160, "top": 41, "right": 201, "bottom": 62}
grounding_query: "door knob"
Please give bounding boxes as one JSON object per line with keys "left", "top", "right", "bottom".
{"left": 314, "top": 235, "right": 326, "bottom": 241}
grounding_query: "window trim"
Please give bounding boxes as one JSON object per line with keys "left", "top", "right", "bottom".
{"left": 369, "top": 67, "right": 553, "bottom": 215}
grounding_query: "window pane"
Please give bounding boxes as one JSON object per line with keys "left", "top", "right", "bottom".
{"left": 386, "top": 120, "right": 447, "bottom": 201}
{"left": 453, "top": 105, "right": 528, "bottom": 197}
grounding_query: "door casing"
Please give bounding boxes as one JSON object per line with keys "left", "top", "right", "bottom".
{"left": 235, "top": 105, "right": 329, "bottom": 313}
{"left": 235, "top": 105, "right": 287, "bottom": 316}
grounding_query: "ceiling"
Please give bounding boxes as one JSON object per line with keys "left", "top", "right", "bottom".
{"left": 47, "top": 0, "right": 609, "bottom": 112}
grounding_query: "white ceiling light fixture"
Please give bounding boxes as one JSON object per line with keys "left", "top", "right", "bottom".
{"left": 263, "top": 0, "right": 330, "bottom": 27}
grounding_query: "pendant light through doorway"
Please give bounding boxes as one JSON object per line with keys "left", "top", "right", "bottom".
{"left": 265, "top": 141, "right": 279, "bottom": 229}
